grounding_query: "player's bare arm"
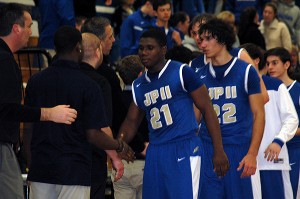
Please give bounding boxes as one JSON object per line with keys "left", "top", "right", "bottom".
{"left": 238, "top": 93, "right": 265, "bottom": 178}
{"left": 240, "top": 50, "right": 269, "bottom": 103}
{"left": 191, "top": 85, "right": 230, "bottom": 177}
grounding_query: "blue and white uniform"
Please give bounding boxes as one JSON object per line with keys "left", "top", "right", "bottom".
{"left": 199, "top": 57, "right": 262, "bottom": 199}
{"left": 258, "top": 75, "right": 297, "bottom": 199}
{"left": 132, "top": 60, "right": 203, "bottom": 199}
{"left": 190, "top": 47, "right": 244, "bottom": 72}
{"left": 287, "top": 80, "right": 300, "bottom": 199}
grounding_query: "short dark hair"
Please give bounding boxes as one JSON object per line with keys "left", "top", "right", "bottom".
{"left": 199, "top": 18, "right": 235, "bottom": 51}
{"left": 0, "top": 3, "right": 29, "bottom": 36}
{"left": 166, "top": 46, "right": 192, "bottom": 64}
{"left": 169, "top": 11, "right": 187, "bottom": 27}
{"left": 152, "top": 0, "right": 172, "bottom": 11}
{"left": 240, "top": 43, "right": 265, "bottom": 70}
{"left": 54, "top": 26, "right": 82, "bottom": 55}
{"left": 81, "top": 16, "right": 111, "bottom": 40}
{"left": 140, "top": 28, "right": 167, "bottom": 47}
{"left": 118, "top": 55, "right": 144, "bottom": 85}
{"left": 264, "top": 47, "right": 291, "bottom": 66}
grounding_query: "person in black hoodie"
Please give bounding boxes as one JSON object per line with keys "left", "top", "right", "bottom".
{"left": 238, "top": 6, "right": 266, "bottom": 50}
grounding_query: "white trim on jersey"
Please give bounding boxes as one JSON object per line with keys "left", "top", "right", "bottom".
{"left": 179, "top": 64, "right": 188, "bottom": 92}
{"left": 244, "top": 64, "right": 252, "bottom": 94}
{"left": 237, "top": 48, "right": 244, "bottom": 58}
{"left": 158, "top": 60, "right": 171, "bottom": 79}
{"left": 132, "top": 81, "right": 138, "bottom": 106}
{"left": 282, "top": 170, "right": 294, "bottom": 199}
{"left": 224, "top": 58, "right": 237, "bottom": 77}
{"left": 203, "top": 54, "right": 209, "bottom": 65}
{"left": 208, "top": 57, "right": 238, "bottom": 78}
{"left": 287, "top": 80, "right": 297, "bottom": 92}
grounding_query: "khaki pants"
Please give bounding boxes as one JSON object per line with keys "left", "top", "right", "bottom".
{"left": 30, "top": 182, "right": 90, "bottom": 199}
{"left": 0, "top": 143, "right": 24, "bottom": 199}
{"left": 112, "top": 160, "right": 145, "bottom": 199}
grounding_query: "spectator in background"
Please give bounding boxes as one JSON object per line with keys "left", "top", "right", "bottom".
{"left": 172, "top": 0, "right": 205, "bottom": 20}
{"left": 259, "top": 2, "right": 292, "bottom": 52}
{"left": 169, "top": 11, "right": 190, "bottom": 41}
{"left": 238, "top": 7, "right": 266, "bottom": 50}
{"left": 112, "top": 0, "right": 135, "bottom": 36}
{"left": 37, "top": 0, "right": 75, "bottom": 53}
{"left": 276, "top": 0, "right": 300, "bottom": 49}
{"left": 113, "top": 55, "right": 149, "bottom": 199}
{"left": 223, "top": 0, "right": 267, "bottom": 24}
{"left": 289, "top": 45, "right": 300, "bottom": 81}
{"left": 111, "top": 0, "right": 135, "bottom": 62}
{"left": 152, "top": 0, "right": 182, "bottom": 49}
{"left": 217, "top": 11, "right": 240, "bottom": 48}
{"left": 120, "top": 0, "right": 155, "bottom": 57}
{"left": 75, "top": 16, "right": 87, "bottom": 32}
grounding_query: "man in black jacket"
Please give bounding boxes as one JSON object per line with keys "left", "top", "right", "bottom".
{"left": 0, "top": 3, "right": 77, "bottom": 198}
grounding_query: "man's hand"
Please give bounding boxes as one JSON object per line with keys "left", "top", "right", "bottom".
{"left": 117, "top": 139, "right": 135, "bottom": 162}
{"left": 213, "top": 150, "right": 230, "bottom": 178}
{"left": 111, "top": 157, "right": 124, "bottom": 182}
{"left": 237, "top": 153, "right": 257, "bottom": 178}
{"left": 264, "top": 142, "right": 281, "bottom": 162}
{"left": 41, "top": 105, "right": 77, "bottom": 124}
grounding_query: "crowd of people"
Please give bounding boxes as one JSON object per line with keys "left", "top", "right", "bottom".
{"left": 1, "top": 0, "right": 300, "bottom": 199}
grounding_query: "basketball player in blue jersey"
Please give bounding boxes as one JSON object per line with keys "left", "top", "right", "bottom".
{"left": 189, "top": 13, "right": 269, "bottom": 103}
{"left": 265, "top": 47, "right": 300, "bottom": 199}
{"left": 117, "top": 28, "right": 230, "bottom": 199}
{"left": 197, "top": 19, "right": 265, "bottom": 199}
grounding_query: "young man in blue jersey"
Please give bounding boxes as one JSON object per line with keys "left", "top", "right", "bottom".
{"left": 189, "top": 13, "right": 269, "bottom": 104}
{"left": 118, "top": 28, "right": 229, "bottom": 199}
{"left": 265, "top": 47, "right": 300, "bottom": 199}
{"left": 120, "top": 0, "right": 156, "bottom": 57}
{"left": 152, "top": 0, "right": 182, "bottom": 50}
{"left": 197, "top": 19, "right": 265, "bottom": 198}
{"left": 243, "top": 43, "right": 297, "bottom": 199}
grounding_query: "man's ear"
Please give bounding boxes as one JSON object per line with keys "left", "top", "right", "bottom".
{"left": 12, "top": 24, "right": 21, "bottom": 34}
{"left": 284, "top": 61, "right": 291, "bottom": 70}
{"left": 162, "top": 45, "right": 167, "bottom": 55}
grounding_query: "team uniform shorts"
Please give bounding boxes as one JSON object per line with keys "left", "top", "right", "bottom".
{"left": 200, "top": 140, "right": 261, "bottom": 199}
{"left": 142, "top": 135, "right": 202, "bottom": 199}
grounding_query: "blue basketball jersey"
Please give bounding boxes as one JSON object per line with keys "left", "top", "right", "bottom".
{"left": 190, "top": 47, "right": 243, "bottom": 72}
{"left": 199, "top": 57, "right": 260, "bottom": 144}
{"left": 132, "top": 60, "right": 202, "bottom": 144}
{"left": 287, "top": 80, "right": 300, "bottom": 148}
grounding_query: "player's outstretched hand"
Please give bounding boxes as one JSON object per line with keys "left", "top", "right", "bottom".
{"left": 213, "top": 150, "right": 230, "bottom": 178}
{"left": 111, "top": 157, "right": 124, "bottom": 182}
{"left": 45, "top": 105, "right": 77, "bottom": 124}
{"left": 237, "top": 153, "right": 256, "bottom": 178}
{"left": 117, "top": 139, "right": 135, "bottom": 163}
{"left": 264, "top": 142, "right": 281, "bottom": 162}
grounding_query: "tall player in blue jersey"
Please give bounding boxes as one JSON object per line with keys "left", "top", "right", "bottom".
{"left": 118, "top": 28, "right": 230, "bottom": 199}
{"left": 189, "top": 14, "right": 269, "bottom": 103}
{"left": 197, "top": 19, "right": 265, "bottom": 198}
{"left": 265, "top": 47, "right": 300, "bottom": 199}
